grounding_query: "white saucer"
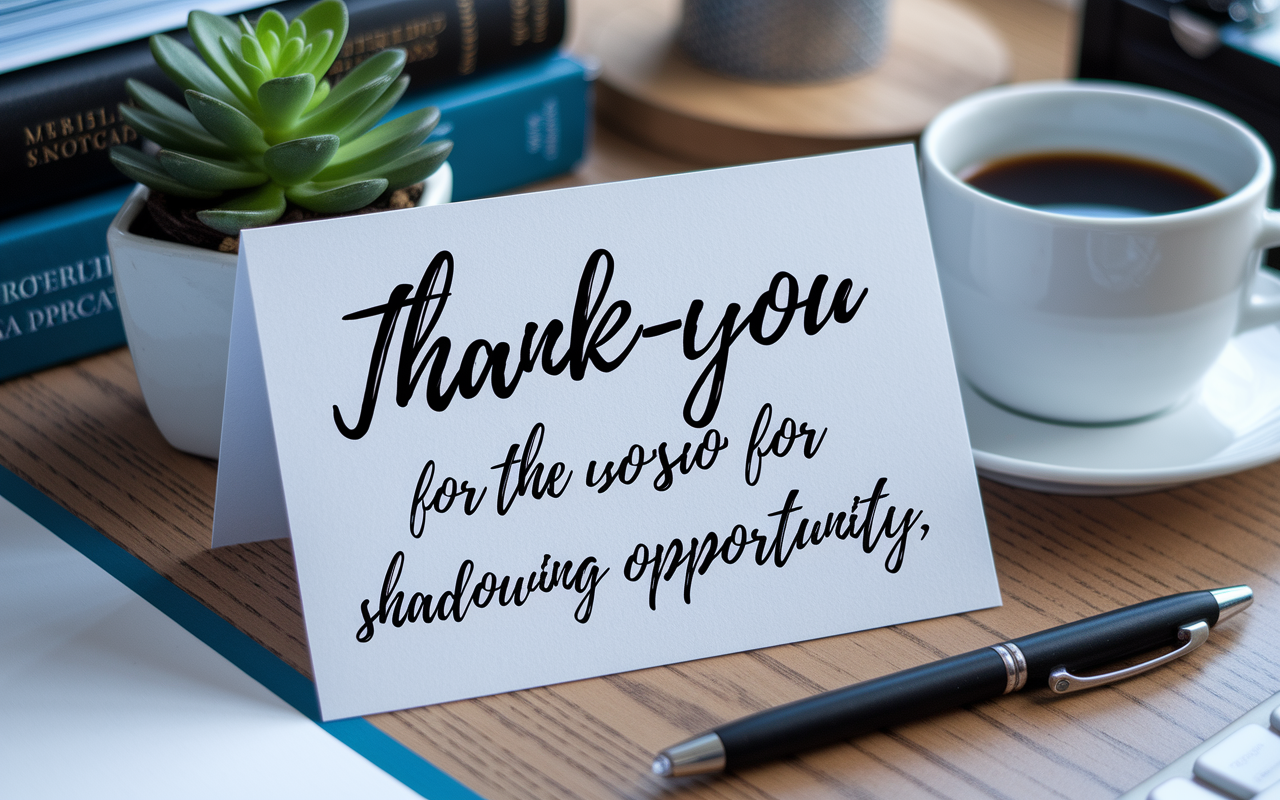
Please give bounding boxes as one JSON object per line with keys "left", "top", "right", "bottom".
{"left": 966, "top": 320, "right": 1280, "bottom": 496}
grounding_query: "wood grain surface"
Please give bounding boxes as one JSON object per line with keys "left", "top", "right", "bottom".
{"left": 5, "top": 2, "right": 1278, "bottom": 799}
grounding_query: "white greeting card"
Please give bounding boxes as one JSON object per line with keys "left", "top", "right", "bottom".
{"left": 213, "top": 145, "right": 1001, "bottom": 721}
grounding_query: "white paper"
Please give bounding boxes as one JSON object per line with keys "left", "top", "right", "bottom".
{"left": 211, "top": 245, "right": 291, "bottom": 547}
{"left": 0, "top": 494, "right": 422, "bottom": 799}
{"left": 215, "top": 145, "right": 1001, "bottom": 720}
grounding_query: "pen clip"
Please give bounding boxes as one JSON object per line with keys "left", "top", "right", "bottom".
{"left": 1047, "top": 620, "right": 1211, "bottom": 694}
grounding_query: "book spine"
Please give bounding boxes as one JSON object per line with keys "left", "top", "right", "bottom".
{"left": 0, "top": 53, "right": 590, "bottom": 382}
{"left": 0, "top": 187, "right": 132, "bottom": 382}
{"left": 0, "top": 0, "right": 565, "bottom": 220}
{"left": 406, "top": 53, "right": 593, "bottom": 201}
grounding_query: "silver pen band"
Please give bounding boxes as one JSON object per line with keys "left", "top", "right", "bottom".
{"left": 990, "top": 642, "right": 1028, "bottom": 694}
{"left": 653, "top": 732, "right": 727, "bottom": 777}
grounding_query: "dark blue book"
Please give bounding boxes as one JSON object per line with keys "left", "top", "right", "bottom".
{"left": 0, "top": 0, "right": 567, "bottom": 220}
{"left": 0, "top": 52, "right": 593, "bottom": 383}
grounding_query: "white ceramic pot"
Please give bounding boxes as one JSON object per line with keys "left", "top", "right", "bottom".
{"left": 106, "top": 163, "right": 452, "bottom": 459}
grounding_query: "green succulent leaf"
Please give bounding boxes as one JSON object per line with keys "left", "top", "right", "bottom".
{"left": 324, "top": 48, "right": 404, "bottom": 107}
{"left": 285, "top": 178, "right": 387, "bottom": 213}
{"left": 112, "top": 1, "right": 424, "bottom": 216}
{"left": 187, "top": 11, "right": 252, "bottom": 105}
{"left": 364, "top": 141, "right": 453, "bottom": 191}
{"left": 312, "top": 59, "right": 398, "bottom": 112}
{"left": 109, "top": 147, "right": 220, "bottom": 198}
{"left": 319, "top": 107, "right": 440, "bottom": 181}
{"left": 241, "top": 34, "right": 272, "bottom": 76}
{"left": 256, "top": 74, "right": 316, "bottom": 134}
{"left": 294, "top": 76, "right": 390, "bottom": 137}
{"left": 188, "top": 9, "right": 240, "bottom": 50}
{"left": 290, "top": 42, "right": 316, "bottom": 79}
{"left": 184, "top": 91, "right": 268, "bottom": 154}
{"left": 125, "top": 79, "right": 200, "bottom": 129}
{"left": 277, "top": 36, "right": 305, "bottom": 74}
{"left": 260, "top": 30, "right": 282, "bottom": 65}
{"left": 295, "top": 30, "right": 333, "bottom": 78}
{"left": 156, "top": 150, "right": 266, "bottom": 190}
{"left": 334, "top": 75, "right": 408, "bottom": 142}
{"left": 295, "top": 0, "right": 347, "bottom": 80}
{"left": 296, "top": 50, "right": 404, "bottom": 137}
{"left": 119, "top": 104, "right": 233, "bottom": 158}
{"left": 218, "top": 36, "right": 266, "bottom": 97}
{"left": 262, "top": 134, "right": 339, "bottom": 184}
{"left": 150, "top": 33, "right": 245, "bottom": 112}
{"left": 305, "top": 76, "right": 331, "bottom": 112}
{"left": 255, "top": 9, "right": 288, "bottom": 44}
{"left": 198, "top": 183, "right": 287, "bottom": 234}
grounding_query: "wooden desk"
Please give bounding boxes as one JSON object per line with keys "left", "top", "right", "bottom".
{"left": 4, "top": 2, "right": 1278, "bottom": 797}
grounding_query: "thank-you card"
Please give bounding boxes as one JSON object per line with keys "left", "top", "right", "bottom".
{"left": 212, "top": 145, "right": 1001, "bottom": 721}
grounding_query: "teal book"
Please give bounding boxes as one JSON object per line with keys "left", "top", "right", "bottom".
{"left": 0, "top": 186, "right": 131, "bottom": 382}
{"left": 0, "top": 53, "right": 594, "bottom": 383}
{"left": 408, "top": 52, "right": 594, "bottom": 201}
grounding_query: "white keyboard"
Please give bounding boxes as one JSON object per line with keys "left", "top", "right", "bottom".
{"left": 1121, "top": 690, "right": 1280, "bottom": 800}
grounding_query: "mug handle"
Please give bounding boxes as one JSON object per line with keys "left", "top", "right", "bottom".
{"left": 1237, "top": 210, "right": 1280, "bottom": 333}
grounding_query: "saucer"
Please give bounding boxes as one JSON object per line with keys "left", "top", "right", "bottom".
{"left": 966, "top": 318, "right": 1280, "bottom": 495}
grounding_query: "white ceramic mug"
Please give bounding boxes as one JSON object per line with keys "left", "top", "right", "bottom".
{"left": 921, "top": 81, "right": 1280, "bottom": 423}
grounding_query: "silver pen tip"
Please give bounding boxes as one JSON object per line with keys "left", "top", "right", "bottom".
{"left": 1210, "top": 585, "right": 1253, "bottom": 625}
{"left": 652, "top": 732, "right": 726, "bottom": 777}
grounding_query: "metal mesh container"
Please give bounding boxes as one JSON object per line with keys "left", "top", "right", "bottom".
{"left": 678, "top": 0, "right": 890, "bottom": 82}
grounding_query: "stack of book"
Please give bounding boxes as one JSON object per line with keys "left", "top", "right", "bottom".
{"left": 0, "top": 0, "right": 592, "bottom": 382}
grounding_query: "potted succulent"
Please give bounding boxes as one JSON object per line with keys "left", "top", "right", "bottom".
{"left": 106, "top": 0, "right": 452, "bottom": 459}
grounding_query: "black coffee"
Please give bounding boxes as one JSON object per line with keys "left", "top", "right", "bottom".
{"left": 961, "top": 151, "right": 1225, "bottom": 217}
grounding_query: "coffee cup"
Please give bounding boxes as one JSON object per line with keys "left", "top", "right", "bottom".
{"left": 920, "top": 80, "right": 1280, "bottom": 423}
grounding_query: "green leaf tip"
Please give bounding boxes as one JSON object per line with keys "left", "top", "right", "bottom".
{"left": 257, "top": 74, "right": 316, "bottom": 133}
{"left": 263, "top": 134, "right": 339, "bottom": 185}
{"left": 198, "top": 184, "right": 287, "bottom": 234}
{"left": 109, "top": 147, "right": 220, "bottom": 199}
{"left": 295, "top": 0, "right": 348, "bottom": 79}
{"left": 185, "top": 90, "right": 268, "bottom": 153}
{"left": 256, "top": 9, "right": 288, "bottom": 43}
{"left": 156, "top": 150, "right": 266, "bottom": 191}
{"left": 286, "top": 177, "right": 387, "bottom": 213}
{"left": 119, "top": 103, "right": 233, "bottom": 158}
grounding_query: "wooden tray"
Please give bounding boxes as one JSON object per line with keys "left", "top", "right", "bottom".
{"left": 574, "top": 0, "right": 1011, "bottom": 164}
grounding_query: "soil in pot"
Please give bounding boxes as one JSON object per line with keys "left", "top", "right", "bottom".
{"left": 130, "top": 182, "right": 427, "bottom": 255}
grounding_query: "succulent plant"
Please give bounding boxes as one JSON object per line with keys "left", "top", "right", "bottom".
{"left": 110, "top": 0, "right": 451, "bottom": 235}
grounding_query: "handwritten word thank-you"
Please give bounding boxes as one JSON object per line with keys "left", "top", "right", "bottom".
{"left": 333, "top": 248, "right": 867, "bottom": 438}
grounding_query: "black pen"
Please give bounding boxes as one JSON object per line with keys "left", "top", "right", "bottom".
{"left": 652, "top": 586, "right": 1253, "bottom": 777}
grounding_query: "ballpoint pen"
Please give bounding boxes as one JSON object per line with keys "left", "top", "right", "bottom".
{"left": 652, "top": 585, "right": 1254, "bottom": 777}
